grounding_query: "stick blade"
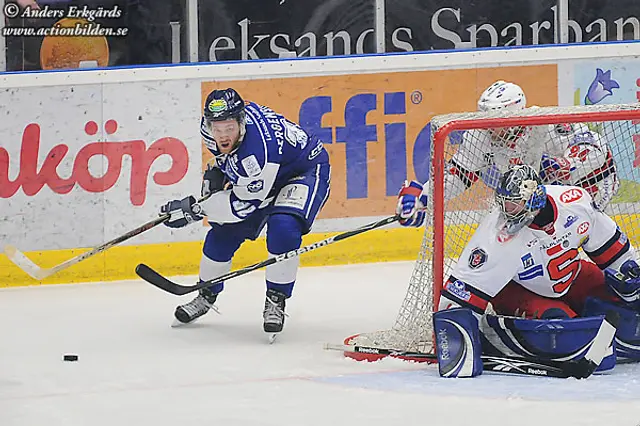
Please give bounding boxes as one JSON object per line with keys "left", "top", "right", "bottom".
{"left": 572, "top": 310, "right": 620, "bottom": 379}
{"left": 481, "top": 356, "right": 571, "bottom": 378}
{"left": 135, "top": 263, "right": 196, "bottom": 296}
{"left": 3, "top": 245, "right": 49, "bottom": 280}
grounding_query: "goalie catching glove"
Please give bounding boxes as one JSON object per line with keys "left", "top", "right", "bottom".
{"left": 396, "top": 180, "right": 428, "bottom": 227}
{"left": 160, "top": 196, "right": 204, "bottom": 228}
{"left": 539, "top": 154, "right": 573, "bottom": 184}
{"left": 605, "top": 260, "right": 640, "bottom": 305}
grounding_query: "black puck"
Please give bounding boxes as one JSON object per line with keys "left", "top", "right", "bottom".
{"left": 63, "top": 354, "right": 78, "bottom": 362}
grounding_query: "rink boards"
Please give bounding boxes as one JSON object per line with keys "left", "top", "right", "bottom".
{"left": 0, "top": 225, "right": 428, "bottom": 286}
{"left": 2, "top": 212, "right": 639, "bottom": 287}
{"left": 1, "top": 42, "right": 640, "bottom": 287}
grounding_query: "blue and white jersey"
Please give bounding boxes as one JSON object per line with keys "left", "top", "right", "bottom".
{"left": 199, "top": 101, "right": 329, "bottom": 223}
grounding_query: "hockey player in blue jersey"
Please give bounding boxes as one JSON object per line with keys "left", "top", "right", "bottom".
{"left": 159, "top": 88, "right": 331, "bottom": 338}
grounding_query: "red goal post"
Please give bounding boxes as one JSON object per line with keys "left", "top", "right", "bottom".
{"left": 341, "top": 103, "right": 640, "bottom": 363}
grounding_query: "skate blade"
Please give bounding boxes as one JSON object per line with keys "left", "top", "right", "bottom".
{"left": 171, "top": 318, "right": 196, "bottom": 328}
{"left": 267, "top": 333, "right": 279, "bottom": 344}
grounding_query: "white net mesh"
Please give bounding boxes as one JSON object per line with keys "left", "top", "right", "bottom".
{"left": 352, "top": 103, "right": 640, "bottom": 355}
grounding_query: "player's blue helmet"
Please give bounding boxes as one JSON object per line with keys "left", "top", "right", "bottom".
{"left": 495, "top": 164, "right": 547, "bottom": 234}
{"left": 204, "top": 88, "right": 246, "bottom": 122}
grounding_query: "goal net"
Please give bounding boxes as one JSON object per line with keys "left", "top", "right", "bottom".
{"left": 345, "top": 103, "right": 640, "bottom": 362}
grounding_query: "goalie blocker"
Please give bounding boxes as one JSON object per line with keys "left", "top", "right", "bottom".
{"left": 433, "top": 307, "right": 617, "bottom": 378}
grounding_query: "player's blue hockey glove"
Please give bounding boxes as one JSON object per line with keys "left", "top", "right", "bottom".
{"left": 396, "top": 180, "right": 428, "bottom": 227}
{"left": 161, "top": 195, "right": 204, "bottom": 228}
{"left": 605, "top": 259, "right": 640, "bottom": 305}
{"left": 201, "top": 163, "right": 230, "bottom": 197}
{"left": 539, "top": 154, "right": 572, "bottom": 184}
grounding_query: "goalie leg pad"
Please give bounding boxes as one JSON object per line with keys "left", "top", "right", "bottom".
{"left": 433, "top": 308, "right": 483, "bottom": 378}
{"left": 583, "top": 296, "right": 640, "bottom": 361}
{"left": 597, "top": 343, "right": 617, "bottom": 372}
{"left": 481, "top": 314, "right": 613, "bottom": 370}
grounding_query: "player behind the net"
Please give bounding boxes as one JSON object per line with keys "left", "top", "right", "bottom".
{"left": 157, "top": 88, "right": 331, "bottom": 340}
{"left": 395, "top": 80, "right": 619, "bottom": 228}
{"left": 430, "top": 165, "right": 639, "bottom": 377}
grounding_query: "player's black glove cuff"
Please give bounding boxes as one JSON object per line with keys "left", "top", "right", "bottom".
{"left": 202, "top": 165, "right": 229, "bottom": 197}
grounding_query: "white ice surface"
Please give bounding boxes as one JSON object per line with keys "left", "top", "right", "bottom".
{"left": 2, "top": 261, "right": 640, "bottom": 426}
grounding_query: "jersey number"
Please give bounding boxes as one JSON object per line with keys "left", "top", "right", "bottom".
{"left": 547, "top": 248, "right": 581, "bottom": 293}
{"left": 567, "top": 145, "right": 592, "bottom": 162}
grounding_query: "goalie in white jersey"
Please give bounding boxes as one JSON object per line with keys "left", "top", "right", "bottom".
{"left": 440, "top": 164, "right": 635, "bottom": 318}
{"left": 396, "top": 80, "right": 619, "bottom": 227}
{"left": 430, "top": 165, "right": 640, "bottom": 378}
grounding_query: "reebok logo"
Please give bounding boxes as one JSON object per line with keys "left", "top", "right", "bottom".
{"left": 527, "top": 368, "right": 548, "bottom": 376}
{"left": 356, "top": 347, "right": 380, "bottom": 354}
{"left": 274, "top": 238, "right": 332, "bottom": 262}
{"left": 438, "top": 328, "right": 450, "bottom": 360}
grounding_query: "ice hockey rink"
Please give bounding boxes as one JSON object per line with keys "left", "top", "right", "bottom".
{"left": 2, "top": 261, "right": 640, "bottom": 426}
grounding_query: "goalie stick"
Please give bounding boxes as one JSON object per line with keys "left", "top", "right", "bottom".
{"left": 135, "top": 215, "right": 401, "bottom": 296}
{"left": 325, "top": 343, "right": 585, "bottom": 378}
{"left": 326, "top": 311, "right": 619, "bottom": 379}
{"left": 4, "top": 194, "right": 212, "bottom": 280}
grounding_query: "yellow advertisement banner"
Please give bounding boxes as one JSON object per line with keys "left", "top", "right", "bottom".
{"left": 202, "top": 65, "right": 557, "bottom": 219}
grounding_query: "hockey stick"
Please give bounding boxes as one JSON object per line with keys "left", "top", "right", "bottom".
{"left": 325, "top": 311, "right": 618, "bottom": 379}
{"left": 324, "top": 343, "right": 596, "bottom": 379}
{"left": 135, "top": 214, "right": 401, "bottom": 296}
{"left": 4, "top": 194, "right": 212, "bottom": 280}
{"left": 484, "top": 310, "right": 617, "bottom": 378}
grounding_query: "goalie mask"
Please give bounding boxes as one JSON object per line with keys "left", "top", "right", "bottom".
{"left": 495, "top": 165, "right": 547, "bottom": 235}
{"left": 203, "top": 88, "right": 247, "bottom": 154}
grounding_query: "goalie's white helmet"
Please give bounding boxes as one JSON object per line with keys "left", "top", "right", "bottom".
{"left": 478, "top": 81, "right": 527, "bottom": 112}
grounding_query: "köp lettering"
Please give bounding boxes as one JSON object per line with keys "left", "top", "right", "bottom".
{"left": 0, "top": 120, "right": 188, "bottom": 205}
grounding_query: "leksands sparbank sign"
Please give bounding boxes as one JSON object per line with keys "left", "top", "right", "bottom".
{"left": 206, "top": 5, "right": 640, "bottom": 61}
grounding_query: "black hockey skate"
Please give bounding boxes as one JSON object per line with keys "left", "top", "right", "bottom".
{"left": 263, "top": 289, "right": 287, "bottom": 342}
{"left": 173, "top": 287, "right": 219, "bottom": 326}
